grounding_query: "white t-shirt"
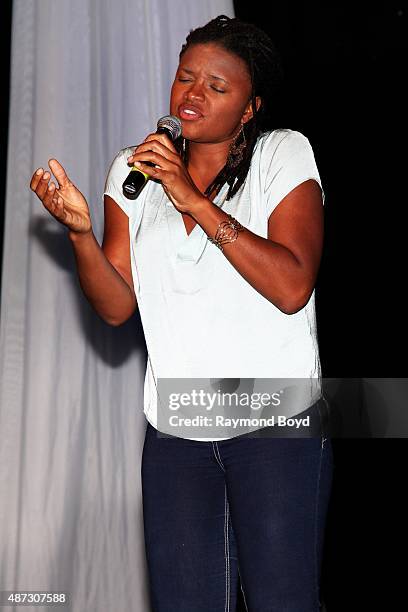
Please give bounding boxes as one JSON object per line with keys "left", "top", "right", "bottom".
{"left": 104, "top": 129, "right": 325, "bottom": 441}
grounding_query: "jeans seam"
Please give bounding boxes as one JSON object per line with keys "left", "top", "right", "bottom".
{"left": 314, "top": 436, "right": 324, "bottom": 608}
{"left": 316, "top": 399, "right": 327, "bottom": 447}
{"left": 224, "top": 487, "right": 230, "bottom": 612}
{"left": 237, "top": 563, "right": 249, "bottom": 611}
{"left": 212, "top": 441, "right": 226, "bottom": 472}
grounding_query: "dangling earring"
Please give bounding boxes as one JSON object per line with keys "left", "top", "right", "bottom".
{"left": 182, "top": 137, "right": 188, "bottom": 163}
{"left": 227, "top": 124, "right": 246, "bottom": 169}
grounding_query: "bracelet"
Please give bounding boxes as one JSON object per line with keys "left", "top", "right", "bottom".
{"left": 207, "top": 213, "right": 245, "bottom": 253}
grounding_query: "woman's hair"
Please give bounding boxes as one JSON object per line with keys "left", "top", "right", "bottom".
{"left": 178, "top": 15, "right": 284, "bottom": 200}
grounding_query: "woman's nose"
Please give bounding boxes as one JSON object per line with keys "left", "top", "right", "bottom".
{"left": 184, "top": 82, "right": 204, "bottom": 101}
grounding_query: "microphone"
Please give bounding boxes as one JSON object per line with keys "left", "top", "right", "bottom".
{"left": 122, "top": 115, "right": 182, "bottom": 200}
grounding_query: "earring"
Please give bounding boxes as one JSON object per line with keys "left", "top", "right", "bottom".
{"left": 182, "top": 137, "right": 188, "bottom": 163}
{"left": 227, "top": 124, "right": 246, "bottom": 169}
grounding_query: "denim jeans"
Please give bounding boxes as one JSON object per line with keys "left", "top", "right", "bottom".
{"left": 141, "top": 397, "right": 333, "bottom": 611}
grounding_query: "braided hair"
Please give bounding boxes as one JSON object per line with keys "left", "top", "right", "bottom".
{"left": 177, "top": 15, "right": 284, "bottom": 200}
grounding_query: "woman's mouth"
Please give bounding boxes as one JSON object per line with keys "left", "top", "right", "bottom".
{"left": 178, "top": 105, "right": 204, "bottom": 121}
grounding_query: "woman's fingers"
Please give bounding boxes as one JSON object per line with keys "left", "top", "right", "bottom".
{"left": 30, "top": 168, "right": 44, "bottom": 191}
{"left": 130, "top": 148, "right": 180, "bottom": 174}
{"left": 42, "top": 180, "right": 59, "bottom": 209}
{"left": 144, "top": 133, "right": 178, "bottom": 153}
{"left": 127, "top": 138, "right": 179, "bottom": 164}
{"left": 48, "top": 158, "right": 70, "bottom": 190}
{"left": 30, "top": 168, "right": 51, "bottom": 197}
{"left": 30, "top": 161, "right": 91, "bottom": 233}
{"left": 45, "top": 190, "right": 68, "bottom": 223}
{"left": 49, "top": 194, "right": 66, "bottom": 220}
{"left": 30, "top": 167, "right": 63, "bottom": 213}
{"left": 31, "top": 159, "right": 71, "bottom": 209}
{"left": 133, "top": 161, "right": 162, "bottom": 179}
{"left": 132, "top": 150, "right": 168, "bottom": 169}
{"left": 30, "top": 158, "right": 69, "bottom": 197}
{"left": 34, "top": 170, "right": 52, "bottom": 200}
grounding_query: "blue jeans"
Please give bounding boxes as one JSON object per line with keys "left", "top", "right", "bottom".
{"left": 141, "top": 398, "right": 333, "bottom": 611}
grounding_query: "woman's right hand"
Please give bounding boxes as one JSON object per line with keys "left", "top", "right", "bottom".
{"left": 30, "top": 159, "right": 92, "bottom": 235}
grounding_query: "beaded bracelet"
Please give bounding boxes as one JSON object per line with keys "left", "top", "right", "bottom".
{"left": 207, "top": 214, "right": 245, "bottom": 253}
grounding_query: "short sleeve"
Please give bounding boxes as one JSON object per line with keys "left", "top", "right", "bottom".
{"left": 260, "top": 130, "right": 325, "bottom": 218}
{"left": 103, "top": 146, "right": 135, "bottom": 217}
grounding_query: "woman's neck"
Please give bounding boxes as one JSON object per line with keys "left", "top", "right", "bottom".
{"left": 187, "top": 140, "right": 230, "bottom": 181}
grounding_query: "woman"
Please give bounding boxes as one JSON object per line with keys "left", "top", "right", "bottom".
{"left": 30, "top": 15, "right": 332, "bottom": 612}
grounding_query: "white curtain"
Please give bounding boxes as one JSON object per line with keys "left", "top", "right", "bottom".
{"left": 0, "top": 1, "right": 233, "bottom": 610}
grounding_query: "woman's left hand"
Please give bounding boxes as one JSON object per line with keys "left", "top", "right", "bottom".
{"left": 126, "top": 133, "right": 205, "bottom": 214}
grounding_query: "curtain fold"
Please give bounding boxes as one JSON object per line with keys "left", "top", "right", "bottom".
{"left": 0, "top": 1, "right": 233, "bottom": 610}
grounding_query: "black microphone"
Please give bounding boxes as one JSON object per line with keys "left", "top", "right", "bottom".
{"left": 122, "top": 115, "right": 182, "bottom": 200}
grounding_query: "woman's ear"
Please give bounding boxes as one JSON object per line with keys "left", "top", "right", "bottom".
{"left": 242, "top": 96, "right": 262, "bottom": 124}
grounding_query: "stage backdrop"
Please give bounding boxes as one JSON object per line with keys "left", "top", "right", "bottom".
{"left": 0, "top": 1, "right": 233, "bottom": 610}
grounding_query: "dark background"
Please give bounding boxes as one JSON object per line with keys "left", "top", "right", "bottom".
{"left": 0, "top": 1, "right": 406, "bottom": 609}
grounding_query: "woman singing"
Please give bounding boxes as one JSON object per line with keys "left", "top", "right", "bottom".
{"left": 30, "top": 15, "right": 333, "bottom": 612}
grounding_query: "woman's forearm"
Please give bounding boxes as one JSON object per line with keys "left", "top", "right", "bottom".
{"left": 68, "top": 230, "right": 137, "bottom": 325}
{"left": 191, "top": 197, "right": 310, "bottom": 314}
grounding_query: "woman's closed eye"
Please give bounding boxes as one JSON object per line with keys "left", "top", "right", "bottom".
{"left": 178, "top": 77, "right": 225, "bottom": 93}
